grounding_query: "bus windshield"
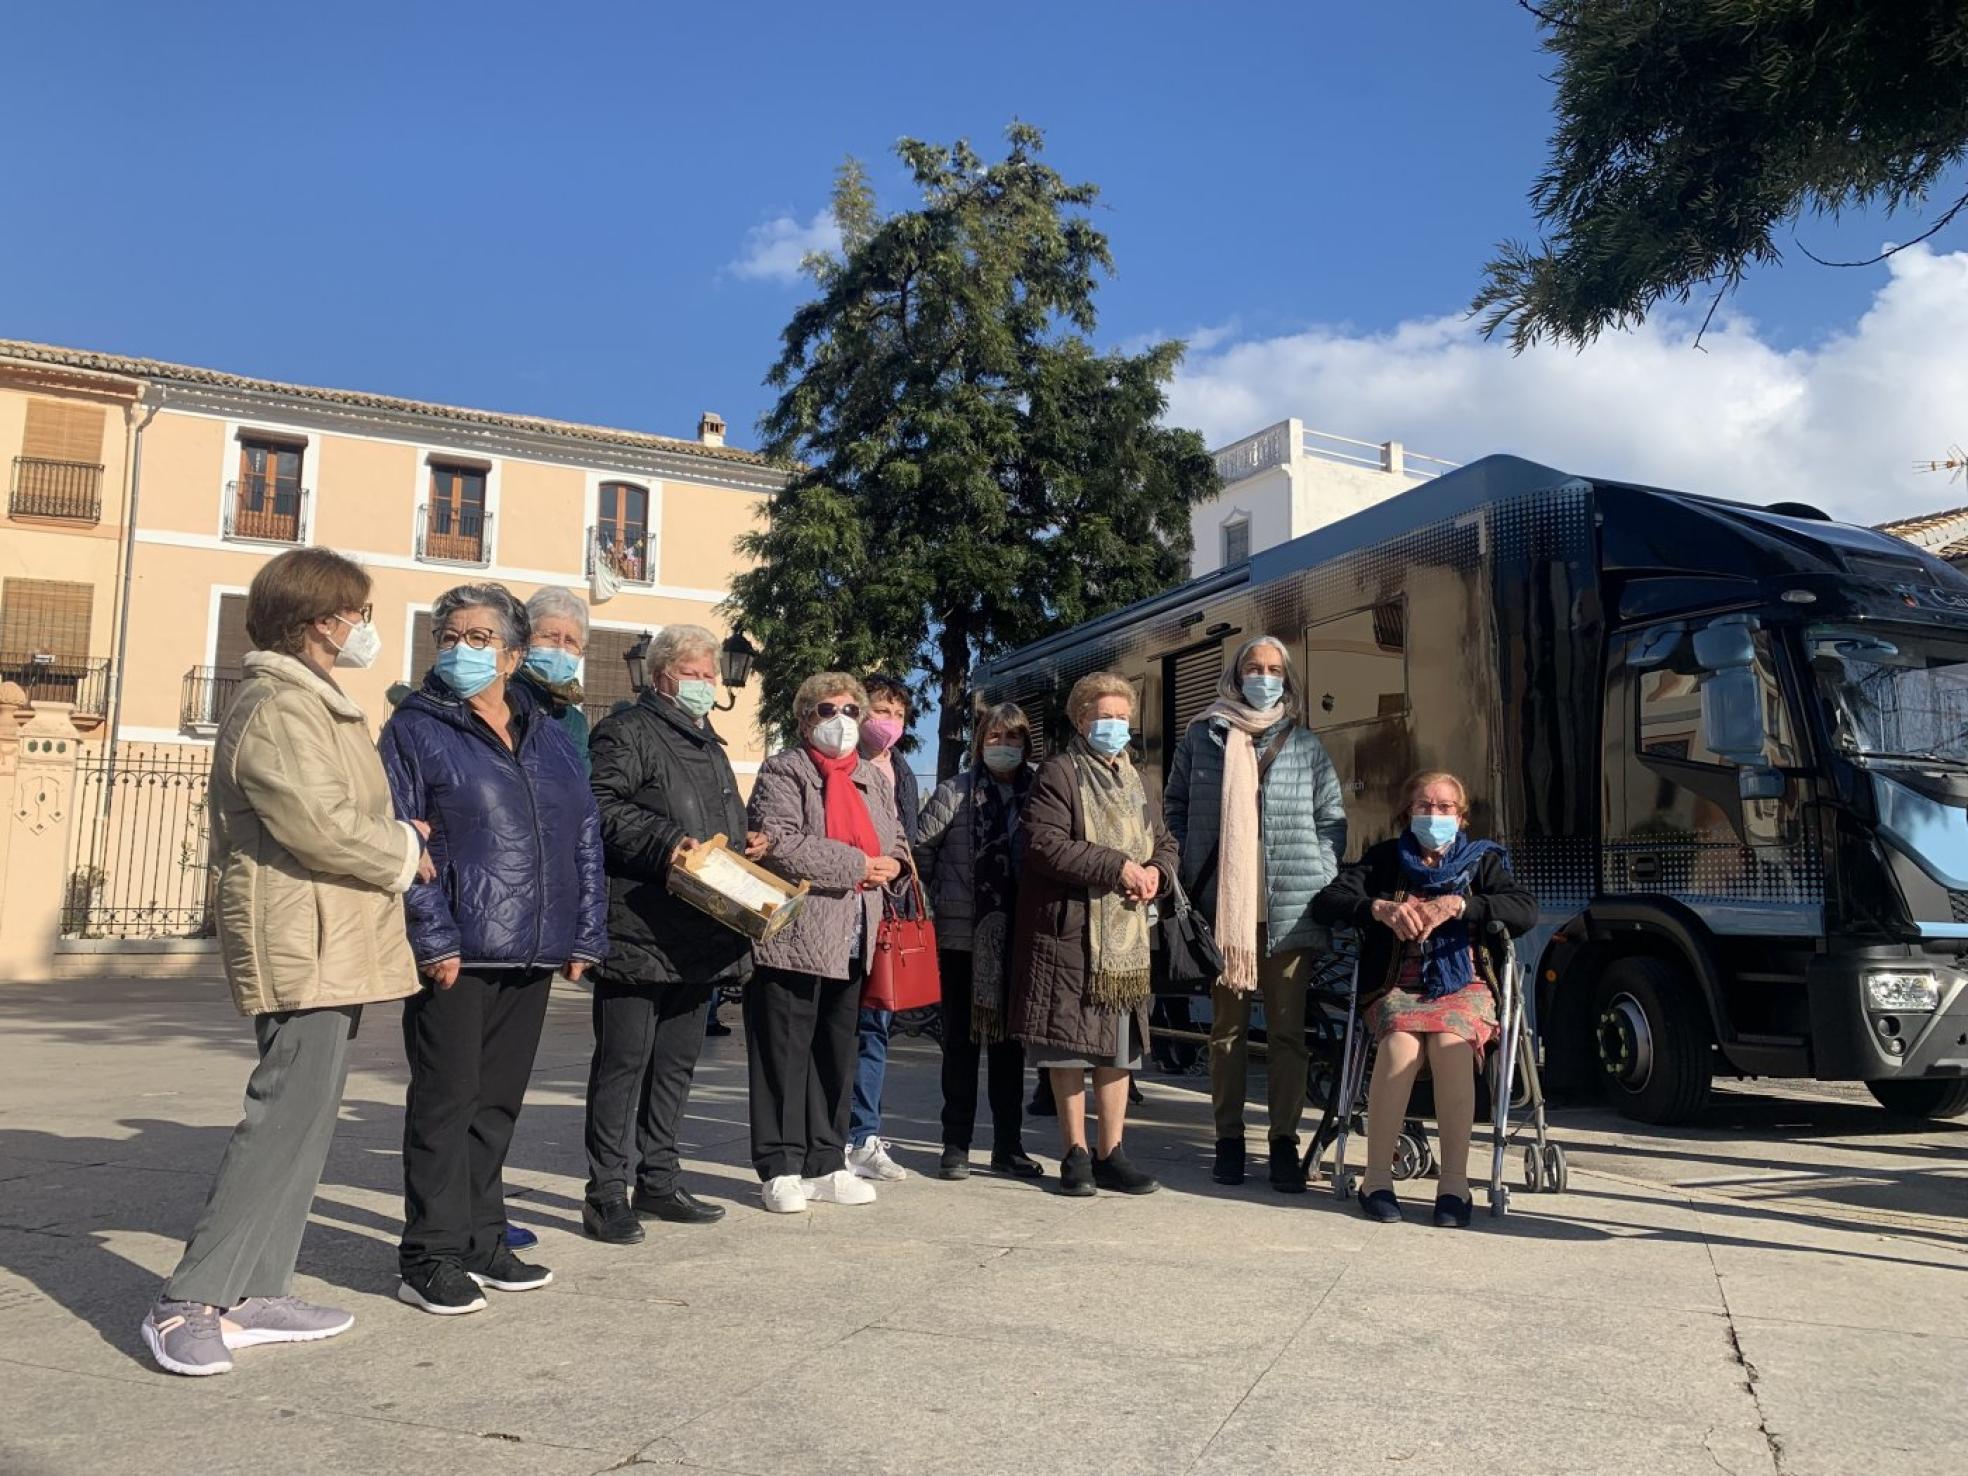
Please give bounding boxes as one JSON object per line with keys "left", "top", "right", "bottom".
{"left": 1808, "top": 625, "right": 1968, "bottom": 765}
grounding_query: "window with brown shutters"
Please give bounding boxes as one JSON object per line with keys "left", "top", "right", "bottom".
{"left": 226, "top": 436, "right": 306, "bottom": 543}
{"left": 212, "top": 594, "right": 252, "bottom": 673}
{"left": 408, "top": 613, "right": 438, "bottom": 687}
{"left": 0, "top": 578, "right": 93, "bottom": 661}
{"left": 594, "top": 482, "right": 652, "bottom": 583}
{"left": 12, "top": 400, "right": 106, "bottom": 521}
{"left": 582, "top": 628, "right": 643, "bottom": 725}
{"left": 420, "top": 463, "right": 491, "bottom": 564}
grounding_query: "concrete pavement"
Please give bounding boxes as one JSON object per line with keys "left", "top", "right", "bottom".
{"left": 0, "top": 975, "right": 1962, "bottom": 1476}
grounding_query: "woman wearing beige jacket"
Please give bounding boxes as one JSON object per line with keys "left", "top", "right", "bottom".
{"left": 141, "top": 548, "right": 429, "bottom": 1378}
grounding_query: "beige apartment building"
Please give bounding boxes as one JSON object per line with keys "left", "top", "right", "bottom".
{"left": 0, "top": 340, "right": 784, "bottom": 765}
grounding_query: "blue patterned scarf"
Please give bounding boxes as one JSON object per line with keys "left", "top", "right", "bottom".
{"left": 1396, "top": 830, "right": 1503, "bottom": 1000}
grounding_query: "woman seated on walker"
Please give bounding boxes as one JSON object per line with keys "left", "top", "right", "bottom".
{"left": 1312, "top": 771, "right": 1535, "bottom": 1227}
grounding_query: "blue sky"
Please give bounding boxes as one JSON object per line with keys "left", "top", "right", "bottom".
{"left": 4, "top": 0, "right": 1950, "bottom": 468}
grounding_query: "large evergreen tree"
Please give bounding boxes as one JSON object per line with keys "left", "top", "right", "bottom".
{"left": 1476, "top": 1, "right": 1968, "bottom": 350}
{"left": 725, "top": 125, "right": 1217, "bottom": 778}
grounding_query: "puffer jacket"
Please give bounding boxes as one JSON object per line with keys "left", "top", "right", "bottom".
{"left": 915, "top": 765, "right": 1030, "bottom": 952}
{"left": 210, "top": 652, "right": 424, "bottom": 1016}
{"left": 747, "top": 747, "right": 908, "bottom": 981}
{"left": 1164, "top": 715, "right": 1347, "bottom": 955}
{"left": 588, "top": 691, "right": 752, "bottom": 987}
{"left": 379, "top": 673, "right": 608, "bottom": 971}
{"left": 1010, "top": 752, "right": 1180, "bottom": 1060}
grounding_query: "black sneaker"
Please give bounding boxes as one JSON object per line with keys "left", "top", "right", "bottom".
{"left": 397, "top": 1261, "right": 487, "bottom": 1316}
{"left": 1269, "top": 1135, "right": 1307, "bottom": 1194}
{"left": 582, "top": 1196, "right": 646, "bottom": 1244}
{"left": 1213, "top": 1137, "right": 1246, "bottom": 1185}
{"left": 1092, "top": 1145, "right": 1160, "bottom": 1195}
{"left": 470, "top": 1248, "right": 553, "bottom": 1292}
{"left": 989, "top": 1146, "right": 1045, "bottom": 1179}
{"left": 938, "top": 1147, "right": 972, "bottom": 1180}
{"left": 1057, "top": 1145, "right": 1096, "bottom": 1197}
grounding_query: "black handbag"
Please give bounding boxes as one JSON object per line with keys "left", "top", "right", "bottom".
{"left": 1153, "top": 873, "right": 1225, "bottom": 996}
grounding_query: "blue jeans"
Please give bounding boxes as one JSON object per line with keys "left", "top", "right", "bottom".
{"left": 850, "top": 1007, "right": 892, "bottom": 1147}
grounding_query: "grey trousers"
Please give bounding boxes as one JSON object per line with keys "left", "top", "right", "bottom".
{"left": 163, "top": 1005, "right": 360, "bottom": 1307}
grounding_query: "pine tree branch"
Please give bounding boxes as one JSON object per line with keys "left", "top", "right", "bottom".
{"left": 1793, "top": 189, "right": 1968, "bottom": 269}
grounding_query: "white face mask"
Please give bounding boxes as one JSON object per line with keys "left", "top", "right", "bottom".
{"left": 811, "top": 712, "right": 860, "bottom": 758}
{"left": 329, "top": 616, "right": 382, "bottom": 670}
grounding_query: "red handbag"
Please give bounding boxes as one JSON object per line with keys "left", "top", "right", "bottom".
{"left": 863, "top": 860, "right": 941, "bottom": 1011}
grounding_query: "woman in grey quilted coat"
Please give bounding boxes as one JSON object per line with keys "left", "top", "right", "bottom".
{"left": 916, "top": 701, "right": 1045, "bottom": 1183}
{"left": 1164, "top": 635, "right": 1347, "bottom": 1192}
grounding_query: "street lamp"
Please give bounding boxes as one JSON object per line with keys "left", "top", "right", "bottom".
{"left": 622, "top": 632, "right": 652, "bottom": 693}
{"left": 716, "top": 630, "right": 757, "bottom": 710}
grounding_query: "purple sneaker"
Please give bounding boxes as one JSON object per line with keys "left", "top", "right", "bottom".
{"left": 141, "top": 1300, "right": 233, "bottom": 1376}
{"left": 223, "top": 1295, "right": 355, "bottom": 1348}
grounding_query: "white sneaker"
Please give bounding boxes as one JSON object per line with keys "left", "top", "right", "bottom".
{"left": 761, "top": 1174, "right": 809, "bottom": 1214}
{"left": 801, "top": 1169, "right": 877, "bottom": 1205}
{"left": 847, "top": 1137, "right": 909, "bottom": 1181}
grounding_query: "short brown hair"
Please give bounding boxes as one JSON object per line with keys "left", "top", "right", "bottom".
{"left": 1066, "top": 671, "right": 1134, "bottom": 729}
{"left": 969, "top": 701, "right": 1032, "bottom": 768}
{"left": 792, "top": 672, "right": 870, "bottom": 728}
{"left": 246, "top": 548, "right": 372, "bottom": 656}
{"left": 1397, "top": 770, "right": 1469, "bottom": 828}
{"left": 863, "top": 672, "right": 911, "bottom": 716}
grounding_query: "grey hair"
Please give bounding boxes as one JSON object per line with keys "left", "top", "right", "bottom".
{"left": 648, "top": 623, "right": 719, "bottom": 676}
{"left": 430, "top": 583, "right": 529, "bottom": 649}
{"left": 524, "top": 585, "right": 589, "bottom": 642}
{"left": 1216, "top": 634, "right": 1302, "bottom": 720}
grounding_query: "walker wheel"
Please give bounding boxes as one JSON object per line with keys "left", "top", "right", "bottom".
{"left": 1543, "top": 1143, "right": 1569, "bottom": 1194}
{"left": 1392, "top": 1134, "right": 1426, "bottom": 1182}
{"left": 1417, "top": 1140, "right": 1438, "bottom": 1178}
{"left": 1333, "top": 1169, "right": 1358, "bottom": 1201}
{"left": 1489, "top": 1183, "right": 1511, "bottom": 1218}
{"left": 1523, "top": 1144, "right": 1545, "bottom": 1193}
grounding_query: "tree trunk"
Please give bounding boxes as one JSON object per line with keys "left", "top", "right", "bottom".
{"left": 936, "top": 617, "right": 973, "bottom": 783}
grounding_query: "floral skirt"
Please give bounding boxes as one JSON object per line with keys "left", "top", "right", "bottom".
{"left": 1366, "top": 981, "right": 1498, "bottom": 1054}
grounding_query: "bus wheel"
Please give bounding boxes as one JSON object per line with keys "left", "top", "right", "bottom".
{"left": 1593, "top": 957, "right": 1712, "bottom": 1125}
{"left": 1866, "top": 1078, "right": 1968, "bottom": 1120}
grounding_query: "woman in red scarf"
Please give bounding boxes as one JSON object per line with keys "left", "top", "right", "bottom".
{"left": 744, "top": 673, "right": 910, "bottom": 1214}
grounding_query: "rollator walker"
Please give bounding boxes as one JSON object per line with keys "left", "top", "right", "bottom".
{"left": 1302, "top": 925, "right": 1567, "bottom": 1217}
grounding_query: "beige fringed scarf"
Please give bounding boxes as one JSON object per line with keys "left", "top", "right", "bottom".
{"left": 1200, "top": 699, "right": 1286, "bottom": 992}
{"left": 1068, "top": 734, "right": 1154, "bottom": 1011}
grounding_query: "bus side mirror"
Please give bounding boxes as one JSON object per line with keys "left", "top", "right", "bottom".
{"left": 1700, "top": 667, "right": 1767, "bottom": 763}
{"left": 1739, "top": 766, "right": 1785, "bottom": 801}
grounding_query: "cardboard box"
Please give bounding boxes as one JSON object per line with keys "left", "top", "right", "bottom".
{"left": 666, "top": 833, "right": 810, "bottom": 943}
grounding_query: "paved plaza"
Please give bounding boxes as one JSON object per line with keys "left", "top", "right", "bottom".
{"left": 0, "top": 975, "right": 1963, "bottom": 1476}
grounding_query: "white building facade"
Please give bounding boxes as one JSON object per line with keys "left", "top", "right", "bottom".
{"left": 1191, "top": 419, "right": 1457, "bottom": 577}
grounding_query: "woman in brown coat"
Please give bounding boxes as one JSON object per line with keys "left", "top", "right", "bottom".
{"left": 1012, "top": 671, "right": 1179, "bottom": 1197}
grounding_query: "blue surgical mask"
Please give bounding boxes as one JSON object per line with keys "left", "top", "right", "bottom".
{"left": 434, "top": 643, "right": 500, "bottom": 699}
{"left": 982, "top": 744, "right": 1024, "bottom": 775}
{"left": 673, "top": 679, "right": 717, "bottom": 719}
{"left": 523, "top": 645, "right": 581, "bottom": 687}
{"left": 1086, "top": 718, "right": 1131, "bottom": 758}
{"left": 1241, "top": 674, "right": 1284, "bottom": 710}
{"left": 1409, "top": 814, "right": 1460, "bottom": 852}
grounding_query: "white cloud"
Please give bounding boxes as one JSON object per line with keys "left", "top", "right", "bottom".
{"left": 1166, "top": 246, "right": 1968, "bottom": 526}
{"left": 727, "top": 210, "right": 842, "bottom": 284}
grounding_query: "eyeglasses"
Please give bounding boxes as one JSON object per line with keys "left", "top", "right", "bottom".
{"left": 814, "top": 702, "right": 862, "bottom": 720}
{"left": 532, "top": 631, "right": 585, "bottom": 656}
{"left": 1411, "top": 800, "right": 1462, "bottom": 816}
{"left": 437, "top": 627, "right": 503, "bottom": 651}
{"left": 327, "top": 605, "right": 373, "bottom": 627}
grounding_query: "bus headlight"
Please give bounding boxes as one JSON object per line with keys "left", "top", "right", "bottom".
{"left": 1865, "top": 972, "right": 1940, "bottom": 1012}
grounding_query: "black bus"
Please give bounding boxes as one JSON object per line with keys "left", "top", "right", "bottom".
{"left": 972, "top": 454, "right": 1968, "bottom": 1124}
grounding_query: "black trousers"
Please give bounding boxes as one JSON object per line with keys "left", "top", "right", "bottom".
{"left": 744, "top": 965, "right": 861, "bottom": 1181}
{"left": 399, "top": 968, "right": 553, "bottom": 1274}
{"left": 938, "top": 950, "right": 1027, "bottom": 1152}
{"left": 584, "top": 979, "right": 714, "bottom": 1202}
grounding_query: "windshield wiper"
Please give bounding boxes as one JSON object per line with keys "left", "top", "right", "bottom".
{"left": 1847, "top": 748, "right": 1968, "bottom": 769}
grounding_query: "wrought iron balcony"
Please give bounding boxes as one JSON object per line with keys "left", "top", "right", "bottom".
{"left": 584, "top": 524, "right": 652, "bottom": 584}
{"left": 181, "top": 666, "right": 243, "bottom": 730}
{"left": 224, "top": 479, "right": 308, "bottom": 543}
{"left": 417, "top": 502, "right": 493, "bottom": 566}
{"left": 10, "top": 457, "right": 104, "bottom": 522}
{"left": 0, "top": 652, "right": 111, "bottom": 716}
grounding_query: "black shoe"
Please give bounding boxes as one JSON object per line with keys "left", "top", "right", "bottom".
{"left": 582, "top": 1196, "right": 646, "bottom": 1244}
{"left": 1269, "top": 1136, "right": 1307, "bottom": 1194}
{"left": 396, "top": 1260, "right": 487, "bottom": 1315}
{"left": 1092, "top": 1145, "right": 1160, "bottom": 1195}
{"left": 938, "top": 1147, "right": 972, "bottom": 1180}
{"left": 705, "top": 1016, "right": 733, "bottom": 1037}
{"left": 1359, "top": 1188, "right": 1403, "bottom": 1223}
{"left": 1127, "top": 1078, "right": 1145, "bottom": 1106}
{"left": 470, "top": 1247, "right": 553, "bottom": 1292}
{"left": 989, "top": 1146, "right": 1045, "bottom": 1179}
{"left": 502, "top": 1222, "right": 539, "bottom": 1250}
{"left": 1432, "top": 1193, "right": 1473, "bottom": 1229}
{"left": 633, "top": 1186, "right": 726, "bottom": 1225}
{"left": 1213, "top": 1137, "right": 1246, "bottom": 1185}
{"left": 1057, "top": 1145, "right": 1096, "bottom": 1197}
{"left": 1028, "top": 1089, "right": 1056, "bottom": 1119}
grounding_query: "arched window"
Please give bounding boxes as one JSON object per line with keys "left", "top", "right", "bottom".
{"left": 596, "top": 482, "right": 651, "bottom": 582}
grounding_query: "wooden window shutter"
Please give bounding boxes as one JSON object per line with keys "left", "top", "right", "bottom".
{"left": 409, "top": 617, "right": 437, "bottom": 684}
{"left": 213, "top": 595, "right": 253, "bottom": 672}
{"left": 584, "top": 628, "right": 641, "bottom": 715}
{"left": 0, "top": 578, "right": 94, "bottom": 660}
{"left": 22, "top": 400, "right": 107, "bottom": 464}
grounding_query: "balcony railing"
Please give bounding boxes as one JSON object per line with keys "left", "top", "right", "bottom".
{"left": 417, "top": 502, "right": 492, "bottom": 566}
{"left": 10, "top": 457, "right": 104, "bottom": 522}
{"left": 224, "top": 479, "right": 308, "bottom": 543}
{"left": 585, "top": 524, "right": 652, "bottom": 584}
{"left": 0, "top": 652, "right": 111, "bottom": 716}
{"left": 181, "top": 666, "right": 243, "bottom": 730}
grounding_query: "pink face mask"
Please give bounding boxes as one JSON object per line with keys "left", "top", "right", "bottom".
{"left": 861, "top": 716, "right": 905, "bottom": 754}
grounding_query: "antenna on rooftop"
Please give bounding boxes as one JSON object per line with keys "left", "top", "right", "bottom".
{"left": 1915, "top": 445, "right": 1967, "bottom": 482}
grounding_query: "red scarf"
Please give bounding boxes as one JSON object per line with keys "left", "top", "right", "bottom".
{"left": 808, "top": 746, "right": 881, "bottom": 857}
